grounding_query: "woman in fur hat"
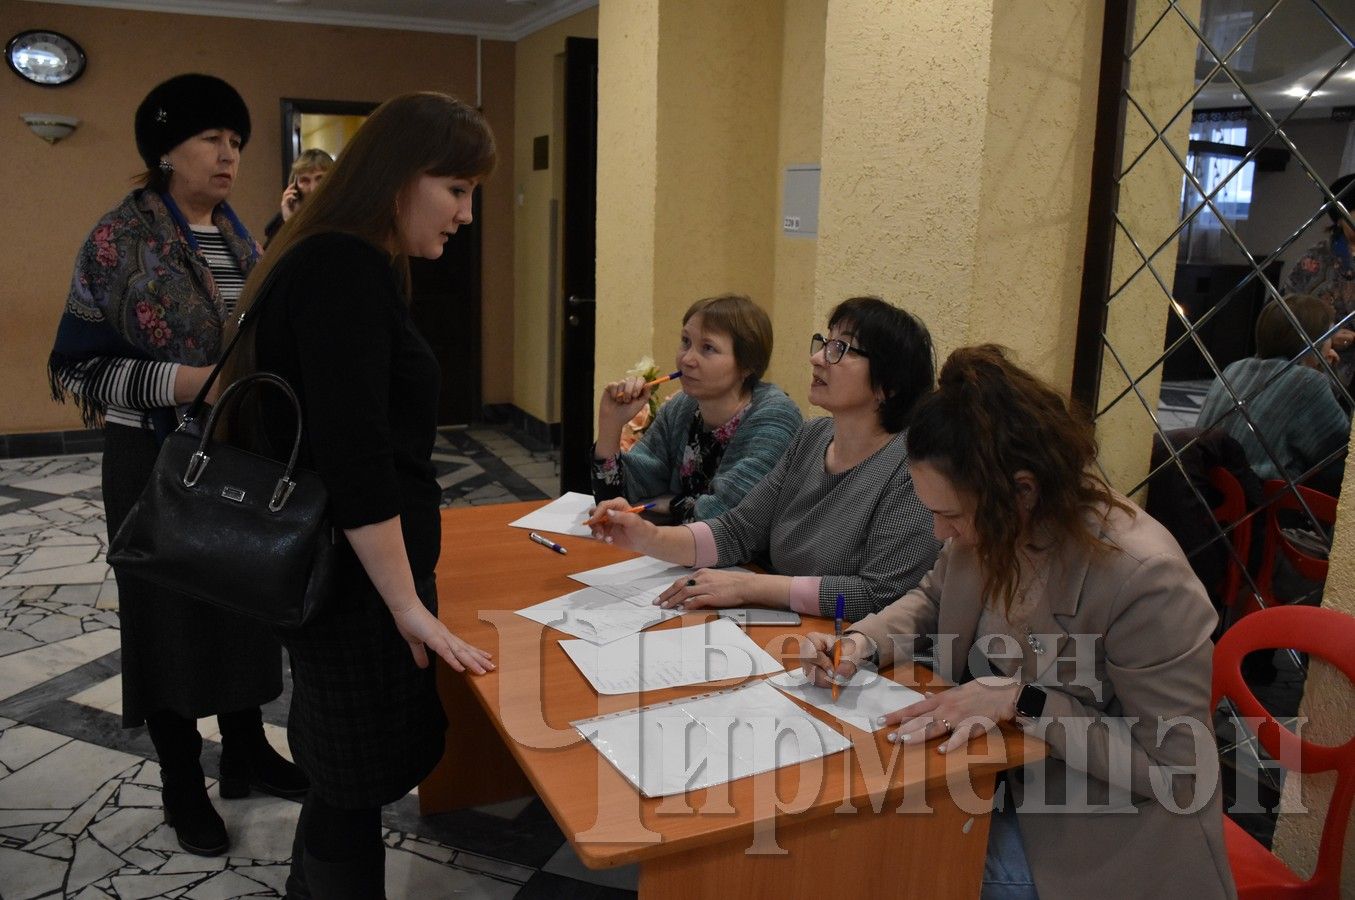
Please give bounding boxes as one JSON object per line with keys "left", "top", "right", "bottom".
{"left": 48, "top": 73, "right": 305, "bottom": 858}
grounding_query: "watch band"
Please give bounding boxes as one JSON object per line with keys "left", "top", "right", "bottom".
{"left": 1015, "top": 682, "right": 1047, "bottom": 721}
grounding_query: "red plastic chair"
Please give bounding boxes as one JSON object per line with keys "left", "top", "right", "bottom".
{"left": 1212, "top": 605, "right": 1355, "bottom": 898}
{"left": 1206, "top": 466, "right": 1252, "bottom": 610}
{"left": 1247, "top": 480, "right": 1337, "bottom": 618}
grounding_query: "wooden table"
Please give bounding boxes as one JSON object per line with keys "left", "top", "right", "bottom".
{"left": 423, "top": 501, "right": 1045, "bottom": 898}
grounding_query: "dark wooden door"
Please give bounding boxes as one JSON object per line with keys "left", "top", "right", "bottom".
{"left": 560, "top": 36, "right": 600, "bottom": 494}
{"left": 410, "top": 188, "right": 482, "bottom": 426}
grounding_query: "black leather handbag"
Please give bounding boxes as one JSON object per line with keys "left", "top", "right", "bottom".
{"left": 108, "top": 278, "right": 336, "bottom": 629}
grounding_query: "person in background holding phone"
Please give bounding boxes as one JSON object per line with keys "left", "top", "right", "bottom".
{"left": 263, "top": 148, "right": 334, "bottom": 245}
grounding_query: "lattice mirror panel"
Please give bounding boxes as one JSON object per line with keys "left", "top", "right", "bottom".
{"left": 1099, "top": 0, "right": 1354, "bottom": 625}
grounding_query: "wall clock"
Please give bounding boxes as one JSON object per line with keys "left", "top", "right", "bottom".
{"left": 6, "top": 30, "right": 86, "bottom": 87}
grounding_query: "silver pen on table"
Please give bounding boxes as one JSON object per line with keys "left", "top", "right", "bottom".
{"left": 529, "top": 531, "right": 567, "bottom": 555}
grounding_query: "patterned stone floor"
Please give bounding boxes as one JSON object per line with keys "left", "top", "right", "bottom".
{"left": 0, "top": 428, "right": 640, "bottom": 899}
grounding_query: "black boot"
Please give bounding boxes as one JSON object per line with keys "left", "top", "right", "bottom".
{"left": 300, "top": 847, "right": 386, "bottom": 900}
{"left": 146, "top": 711, "right": 229, "bottom": 857}
{"left": 284, "top": 814, "right": 311, "bottom": 900}
{"left": 218, "top": 707, "right": 309, "bottom": 800}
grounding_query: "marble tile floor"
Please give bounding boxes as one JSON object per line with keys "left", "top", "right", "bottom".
{"left": 0, "top": 429, "right": 639, "bottom": 899}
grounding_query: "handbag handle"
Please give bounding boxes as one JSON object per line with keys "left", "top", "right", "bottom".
{"left": 179, "top": 261, "right": 285, "bottom": 431}
{"left": 181, "top": 372, "right": 306, "bottom": 513}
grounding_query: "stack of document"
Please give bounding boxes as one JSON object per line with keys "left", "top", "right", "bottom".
{"left": 559, "top": 617, "right": 783, "bottom": 694}
{"left": 573, "top": 680, "right": 852, "bottom": 798}
{"left": 515, "top": 555, "right": 749, "bottom": 646}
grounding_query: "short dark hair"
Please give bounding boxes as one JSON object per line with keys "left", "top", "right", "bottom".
{"left": 826, "top": 296, "right": 935, "bottom": 432}
{"left": 1255, "top": 293, "right": 1333, "bottom": 359}
{"left": 1325, "top": 173, "right": 1355, "bottom": 230}
{"left": 682, "top": 294, "right": 773, "bottom": 392}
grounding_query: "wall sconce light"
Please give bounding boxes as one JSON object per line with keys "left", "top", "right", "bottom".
{"left": 20, "top": 112, "right": 80, "bottom": 144}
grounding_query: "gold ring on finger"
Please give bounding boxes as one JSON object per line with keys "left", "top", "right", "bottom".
{"left": 940, "top": 718, "right": 952, "bottom": 732}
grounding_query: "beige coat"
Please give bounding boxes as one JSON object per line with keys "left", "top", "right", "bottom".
{"left": 851, "top": 501, "right": 1236, "bottom": 900}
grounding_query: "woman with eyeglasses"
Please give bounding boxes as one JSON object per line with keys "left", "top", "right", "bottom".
{"left": 590, "top": 296, "right": 941, "bottom": 620}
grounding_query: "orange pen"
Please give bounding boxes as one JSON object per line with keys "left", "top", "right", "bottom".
{"left": 585, "top": 500, "right": 656, "bottom": 527}
{"left": 614, "top": 371, "right": 682, "bottom": 401}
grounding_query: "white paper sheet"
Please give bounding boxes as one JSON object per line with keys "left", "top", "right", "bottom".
{"left": 515, "top": 586, "right": 681, "bottom": 645}
{"left": 573, "top": 681, "right": 852, "bottom": 798}
{"left": 507, "top": 492, "right": 597, "bottom": 538}
{"left": 768, "top": 668, "right": 926, "bottom": 732}
{"left": 559, "top": 617, "right": 783, "bottom": 695}
{"left": 570, "top": 555, "right": 751, "bottom": 606}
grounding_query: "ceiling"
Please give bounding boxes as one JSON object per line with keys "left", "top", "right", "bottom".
{"left": 1192, "top": 0, "right": 1355, "bottom": 117}
{"left": 16, "top": 0, "right": 598, "bottom": 40}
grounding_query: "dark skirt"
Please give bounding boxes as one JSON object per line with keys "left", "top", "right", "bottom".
{"left": 280, "top": 572, "right": 446, "bottom": 809}
{"left": 102, "top": 423, "right": 284, "bottom": 727}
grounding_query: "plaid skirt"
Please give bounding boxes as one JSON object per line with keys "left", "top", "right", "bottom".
{"left": 281, "top": 571, "right": 447, "bottom": 808}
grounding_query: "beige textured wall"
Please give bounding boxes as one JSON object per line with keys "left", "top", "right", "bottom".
{"left": 970, "top": 2, "right": 1102, "bottom": 386}
{"left": 648, "top": 0, "right": 783, "bottom": 371}
{"left": 1271, "top": 440, "right": 1355, "bottom": 891}
{"left": 595, "top": 0, "right": 785, "bottom": 410}
{"left": 817, "top": 0, "right": 994, "bottom": 359}
{"left": 817, "top": 0, "right": 1101, "bottom": 389}
{"left": 511, "top": 7, "right": 599, "bottom": 423}
{"left": 0, "top": 1, "right": 515, "bottom": 433}
{"left": 595, "top": 0, "right": 661, "bottom": 411}
{"left": 767, "top": 0, "right": 828, "bottom": 411}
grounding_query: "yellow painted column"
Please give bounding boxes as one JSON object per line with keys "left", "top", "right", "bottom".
{"left": 768, "top": 0, "right": 828, "bottom": 411}
{"left": 1271, "top": 446, "right": 1355, "bottom": 887}
{"left": 595, "top": 0, "right": 662, "bottom": 410}
{"left": 816, "top": 0, "right": 1103, "bottom": 391}
{"left": 1096, "top": 0, "right": 1201, "bottom": 494}
{"left": 595, "top": 0, "right": 784, "bottom": 415}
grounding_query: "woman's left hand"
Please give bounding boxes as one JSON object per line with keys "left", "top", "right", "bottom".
{"left": 391, "top": 603, "right": 495, "bottom": 674}
{"left": 881, "top": 677, "right": 1021, "bottom": 753}
{"left": 655, "top": 568, "right": 756, "bottom": 610}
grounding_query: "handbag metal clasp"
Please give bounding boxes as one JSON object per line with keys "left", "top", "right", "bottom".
{"left": 183, "top": 451, "right": 210, "bottom": 488}
{"left": 269, "top": 478, "right": 296, "bottom": 512}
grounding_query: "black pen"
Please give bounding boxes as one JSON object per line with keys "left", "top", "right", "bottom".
{"left": 529, "top": 532, "right": 567, "bottom": 555}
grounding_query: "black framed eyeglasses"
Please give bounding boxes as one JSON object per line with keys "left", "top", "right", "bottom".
{"left": 810, "top": 333, "right": 869, "bottom": 364}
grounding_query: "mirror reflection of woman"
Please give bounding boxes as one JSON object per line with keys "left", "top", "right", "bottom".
{"left": 1284, "top": 172, "right": 1355, "bottom": 394}
{"left": 593, "top": 294, "right": 801, "bottom": 522}
{"left": 48, "top": 73, "right": 304, "bottom": 859}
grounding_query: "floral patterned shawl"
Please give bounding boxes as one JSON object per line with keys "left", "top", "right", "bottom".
{"left": 48, "top": 189, "right": 260, "bottom": 427}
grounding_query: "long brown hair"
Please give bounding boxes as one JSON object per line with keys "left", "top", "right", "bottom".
{"left": 906, "top": 345, "right": 1132, "bottom": 611}
{"left": 222, "top": 92, "right": 495, "bottom": 384}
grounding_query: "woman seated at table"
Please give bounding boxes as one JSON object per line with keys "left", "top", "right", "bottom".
{"left": 591, "top": 296, "right": 941, "bottom": 620}
{"left": 1196, "top": 292, "right": 1349, "bottom": 496}
{"left": 803, "top": 345, "right": 1234, "bottom": 899}
{"left": 593, "top": 294, "right": 801, "bottom": 522}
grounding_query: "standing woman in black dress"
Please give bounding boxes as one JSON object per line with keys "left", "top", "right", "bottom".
{"left": 225, "top": 92, "right": 496, "bottom": 898}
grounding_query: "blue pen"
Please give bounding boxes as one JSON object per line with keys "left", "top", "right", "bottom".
{"left": 831, "top": 593, "right": 845, "bottom": 700}
{"left": 529, "top": 532, "right": 568, "bottom": 555}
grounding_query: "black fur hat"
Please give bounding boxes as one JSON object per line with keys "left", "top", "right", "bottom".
{"left": 134, "top": 73, "right": 251, "bottom": 168}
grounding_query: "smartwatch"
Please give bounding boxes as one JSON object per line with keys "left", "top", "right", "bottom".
{"left": 1015, "top": 683, "right": 1047, "bottom": 721}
